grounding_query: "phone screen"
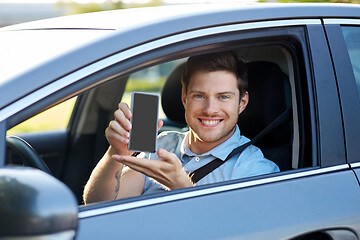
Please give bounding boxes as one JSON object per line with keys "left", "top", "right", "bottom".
{"left": 128, "top": 92, "right": 159, "bottom": 153}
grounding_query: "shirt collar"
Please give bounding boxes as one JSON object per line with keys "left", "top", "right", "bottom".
{"left": 180, "top": 133, "right": 190, "bottom": 159}
{"left": 180, "top": 126, "right": 248, "bottom": 161}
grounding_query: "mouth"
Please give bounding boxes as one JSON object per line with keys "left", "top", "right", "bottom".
{"left": 199, "top": 118, "right": 223, "bottom": 127}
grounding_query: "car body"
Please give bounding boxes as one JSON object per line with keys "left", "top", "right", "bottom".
{"left": 1, "top": 3, "right": 360, "bottom": 240}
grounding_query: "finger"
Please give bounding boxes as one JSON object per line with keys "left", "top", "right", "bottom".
{"left": 158, "top": 119, "right": 163, "bottom": 131}
{"left": 114, "top": 109, "right": 132, "bottom": 131}
{"left": 157, "top": 148, "right": 179, "bottom": 163}
{"left": 108, "top": 120, "right": 129, "bottom": 138}
{"left": 105, "top": 126, "right": 129, "bottom": 144}
{"left": 118, "top": 102, "right": 132, "bottom": 119}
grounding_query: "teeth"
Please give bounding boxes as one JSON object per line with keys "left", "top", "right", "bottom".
{"left": 201, "top": 120, "right": 220, "bottom": 126}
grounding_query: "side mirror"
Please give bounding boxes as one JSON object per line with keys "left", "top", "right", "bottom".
{"left": 0, "top": 167, "right": 78, "bottom": 239}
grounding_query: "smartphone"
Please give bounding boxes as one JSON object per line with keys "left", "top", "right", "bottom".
{"left": 128, "top": 92, "right": 159, "bottom": 153}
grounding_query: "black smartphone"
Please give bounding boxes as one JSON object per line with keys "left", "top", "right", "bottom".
{"left": 128, "top": 92, "right": 159, "bottom": 153}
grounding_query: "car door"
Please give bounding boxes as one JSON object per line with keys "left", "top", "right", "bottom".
{"left": 323, "top": 19, "right": 360, "bottom": 185}
{"left": 75, "top": 19, "right": 360, "bottom": 240}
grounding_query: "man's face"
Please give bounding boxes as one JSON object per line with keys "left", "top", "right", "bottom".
{"left": 182, "top": 70, "right": 248, "bottom": 151}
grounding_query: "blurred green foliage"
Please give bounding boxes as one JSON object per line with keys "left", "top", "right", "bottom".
{"left": 260, "top": 0, "right": 359, "bottom": 2}
{"left": 57, "top": 0, "right": 164, "bottom": 14}
{"left": 8, "top": 98, "right": 77, "bottom": 134}
{"left": 59, "top": 0, "right": 359, "bottom": 15}
{"left": 125, "top": 77, "right": 166, "bottom": 92}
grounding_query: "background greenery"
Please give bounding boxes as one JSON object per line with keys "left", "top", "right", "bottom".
{"left": 57, "top": 0, "right": 164, "bottom": 14}
{"left": 57, "top": 0, "right": 359, "bottom": 15}
{"left": 7, "top": 98, "right": 77, "bottom": 135}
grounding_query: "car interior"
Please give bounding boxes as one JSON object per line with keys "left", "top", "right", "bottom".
{"left": 6, "top": 44, "right": 312, "bottom": 205}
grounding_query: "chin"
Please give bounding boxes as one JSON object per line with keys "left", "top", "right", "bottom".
{"left": 198, "top": 125, "right": 237, "bottom": 143}
{"left": 197, "top": 132, "right": 226, "bottom": 143}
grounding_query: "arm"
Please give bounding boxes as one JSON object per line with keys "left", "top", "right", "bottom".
{"left": 83, "top": 102, "right": 147, "bottom": 204}
{"left": 83, "top": 147, "right": 145, "bottom": 204}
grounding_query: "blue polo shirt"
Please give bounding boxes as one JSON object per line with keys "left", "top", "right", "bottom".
{"left": 142, "top": 126, "right": 279, "bottom": 195}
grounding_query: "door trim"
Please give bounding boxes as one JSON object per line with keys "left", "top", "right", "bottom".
{"left": 79, "top": 164, "right": 349, "bottom": 219}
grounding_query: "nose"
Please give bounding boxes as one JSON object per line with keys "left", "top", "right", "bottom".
{"left": 202, "top": 98, "right": 218, "bottom": 115}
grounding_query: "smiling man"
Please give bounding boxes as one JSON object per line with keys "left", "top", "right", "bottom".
{"left": 83, "top": 51, "right": 279, "bottom": 204}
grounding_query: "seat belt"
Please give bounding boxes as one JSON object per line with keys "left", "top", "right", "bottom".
{"left": 189, "top": 107, "right": 292, "bottom": 183}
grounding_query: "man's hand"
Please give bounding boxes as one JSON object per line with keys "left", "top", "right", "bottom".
{"left": 113, "top": 148, "right": 194, "bottom": 190}
{"left": 106, "top": 102, "right": 163, "bottom": 156}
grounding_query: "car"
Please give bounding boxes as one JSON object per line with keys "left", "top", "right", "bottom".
{"left": 1, "top": 3, "right": 360, "bottom": 240}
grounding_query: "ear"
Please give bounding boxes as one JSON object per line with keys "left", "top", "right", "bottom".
{"left": 238, "top": 91, "right": 249, "bottom": 115}
{"left": 181, "top": 88, "right": 187, "bottom": 109}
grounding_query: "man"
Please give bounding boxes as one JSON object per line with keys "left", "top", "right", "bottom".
{"left": 83, "top": 51, "right": 279, "bottom": 204}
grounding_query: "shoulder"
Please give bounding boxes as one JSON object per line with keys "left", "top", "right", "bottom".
{"left": 158, "top": 130, "right": 186, "bottom": 139}
{"left": 157, "top": 130, "right": 186, "bottom": 153}
{"left": 157, "top": 130, "right": 186, "bottom": 143}
{"left": 233, "top": 144, "right": 280, "bottom": 177}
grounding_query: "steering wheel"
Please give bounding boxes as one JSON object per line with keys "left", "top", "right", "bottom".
{"left": 6, "top": 136, "right": 52, "bottom": 175}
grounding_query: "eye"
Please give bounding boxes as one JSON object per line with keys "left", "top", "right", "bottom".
{"left": 219, "top": 95, "right": 230, "bottom": 100}
{"left": 193, "top": 94, "right": 204, "bottom": 99}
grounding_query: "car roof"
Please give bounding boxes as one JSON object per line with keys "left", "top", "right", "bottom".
{"left": 0, "top": 3, "right": 359, "bottom": 110}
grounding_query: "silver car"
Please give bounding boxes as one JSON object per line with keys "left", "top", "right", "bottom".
{"left": 1, "top": 3, "right": 360, "bottom": 240}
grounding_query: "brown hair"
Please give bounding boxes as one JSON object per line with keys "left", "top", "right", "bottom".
{"left": 181, "top": 51, "right": 248, "bottom": 97}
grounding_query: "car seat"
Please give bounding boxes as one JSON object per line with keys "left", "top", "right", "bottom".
{"left": 238, "top": 61, "right": 293, "bottom": 171}
{"left": 161, "top": 60, "right": 293, "bottom": 171}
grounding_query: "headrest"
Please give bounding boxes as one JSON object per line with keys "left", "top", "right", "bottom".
{"left": 161, "top": 63, "right": 186, "bottom": 124}
{"left": 238, "top": 61, "right": 291, "bottom": 146}
{"left": 161, "top": 61, "right": 292, "bottom": 146}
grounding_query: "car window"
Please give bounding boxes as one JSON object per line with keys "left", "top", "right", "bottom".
{"left": 7, "top": 97, "right": 77, "bottom": 134}
{"left": 341, "top": 26, "right": 360, "bottom": 100}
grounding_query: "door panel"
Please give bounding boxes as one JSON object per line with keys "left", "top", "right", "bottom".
{"left": 353, "top": 167, "right": 360, "bottom": 185}
{"left": 77, "top": 170, "right": 360, "bottom": 239}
